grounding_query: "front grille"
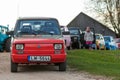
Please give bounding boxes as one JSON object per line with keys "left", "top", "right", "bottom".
{"left": 71, "top": 36, "right": 78, "bottom": 42}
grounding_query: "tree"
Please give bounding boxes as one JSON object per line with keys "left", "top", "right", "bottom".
{"left": 88, "top": 0, "right": 120, "bottom": 37}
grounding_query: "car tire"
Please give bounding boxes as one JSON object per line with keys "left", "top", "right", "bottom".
{"left": 0, "top": 49, "right": 4, "bottom": 52}
{"left": 59, "top": 61, "right": 66, "bottom": 71}
{"left": 5, "top": 38, "right": 11, "bottom": 52}
{"left": 78, "top": 42, "right": 82, "bottom": 49}
{"left": 54, "top": 63, "right": 59, "bottom": 66}
{"left": 11, "top": 60, "right": 18, "bottom": 72}
{"left": 109, "top": 47, "right": 112, "bottom": 50}
{"left": 97, "top": 45, "right": 100, "bottom": 50}
{"left": 67, "top": 46, "right": 70, "bottom": 50}
{"left": 106, "top": 47, "right": 109, "bottom": 50}
{"left": 76, "top": 42, "right": 81, "bottom": 49}
{"left": 71, "top": 43, "right": 75, "bottom": 49}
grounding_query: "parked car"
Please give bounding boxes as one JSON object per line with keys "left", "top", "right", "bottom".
{"left": 68, "top": 27, "right": 82, "bottom": 49}
{"left": 114, "top": 38, "right": 120, "bottom": 49}
{"left": 61, "top": 26, "right": 71, "bottom": 50}
{"left": 95, "top": 34, "right": 106, "bottom": 50}
{"left": 104, "top": 36, "right": 117, "bottom": 50}
{"left": 11, "top": 17, "right": 67, "bottom": 72}
{"left": 0, "top": 26, "right": 11, "bottom": 52}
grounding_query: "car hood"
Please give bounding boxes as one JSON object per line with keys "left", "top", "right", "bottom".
{"left": 13, "top": 35, "right": 64, "bottom": 44}
{"left": 70, "top": 35, "right": 80, "bottom": 37}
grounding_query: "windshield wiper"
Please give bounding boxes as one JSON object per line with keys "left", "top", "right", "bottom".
{"left": 31, "top": 31, "right": 38, "bottom": 35}
{"left": 38, "top": 31, "right": 53, "bottom": 35}
{"left": 15, "top": 31, "right": 37, "bottom": 37}
{"left": 15, "top": 30, "right": 53, "bottom": 37}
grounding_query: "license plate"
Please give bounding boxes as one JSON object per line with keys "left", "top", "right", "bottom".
{"left": 28, "top": 56, "right": 51, "bottom": 62}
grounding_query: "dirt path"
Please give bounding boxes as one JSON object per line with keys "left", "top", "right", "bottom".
{"left": 0, "top": 52, "right": 111, "bottom": 80}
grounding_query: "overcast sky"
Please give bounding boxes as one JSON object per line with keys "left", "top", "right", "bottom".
{"left": 0, "top": 0, "right": 88, "bottom": 29}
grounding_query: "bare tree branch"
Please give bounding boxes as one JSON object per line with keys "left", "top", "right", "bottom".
{"left": 87, "top": 0, "right": 120, "bottom": 37}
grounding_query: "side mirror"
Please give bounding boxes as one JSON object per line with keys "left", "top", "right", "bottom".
{"left": 6, "top": 31, "right": 14, "bottom": 36}
{"left": 62, "top": 31, "right": 70, "bottom": 35}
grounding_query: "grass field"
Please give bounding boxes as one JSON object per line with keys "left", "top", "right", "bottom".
{"left": 67, "top": 50, "right": 120, "bottom": 80}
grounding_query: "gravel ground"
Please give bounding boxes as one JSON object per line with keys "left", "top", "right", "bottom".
{"left": 0, "top": 52, "right": 112, "bottom": 80}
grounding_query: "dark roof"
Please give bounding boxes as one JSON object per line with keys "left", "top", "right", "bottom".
{"left": 80, "top": 12, "right": 108, "bottom": 27}
{"left": 67, "top": 12, "right": 116, "bottom": 34}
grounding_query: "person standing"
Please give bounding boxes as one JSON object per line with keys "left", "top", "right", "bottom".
{"left": 84, "top": 27, "right": 94, "bottom": 49}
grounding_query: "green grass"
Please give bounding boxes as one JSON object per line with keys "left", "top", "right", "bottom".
{"left": 67, "top": 50, "right": 120, "bottom": 79}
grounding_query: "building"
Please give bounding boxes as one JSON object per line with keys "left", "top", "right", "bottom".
{"left": 67, "top": 12, "right": 117, "bottom": 38}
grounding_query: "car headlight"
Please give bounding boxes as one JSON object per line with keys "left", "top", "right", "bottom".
{"left": 54, "top": 44, "right": 62, "bottom": 50}
{"left": 16, "top": 44, "right": 24, "bottom": 50}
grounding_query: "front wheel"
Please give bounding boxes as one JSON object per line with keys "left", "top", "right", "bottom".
{"left": 59, "top": 61, "right": 66, "bottom": 71}
{"left": 77, "top": 42, "right": 81, "bottom": 49}
{"left": 11, "top": 60, "right": 18, "bottom": 72}
{"left": 67, "top": 46, "right": 70, "bottom": 50}
{"left": 0, "top": 49, "right": 4, "bottom": 52}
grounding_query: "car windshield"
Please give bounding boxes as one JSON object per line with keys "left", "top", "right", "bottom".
{"left": 96, "top": 35, "right": 100, "bottom": 39}
{"left": 104, "top": 37, "right": 110, "bottom": 42}
{"left": 14, "top": 19, "right": 61, "bottom": 36}
{"left": 0, "top": 26, "right": 8, "bottom": 34}
{"left": 69, "top": 29, "right": 79, "bottom": 35}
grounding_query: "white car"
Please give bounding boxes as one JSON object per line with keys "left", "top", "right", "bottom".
{"left": 61, "top": 26, "right": 71, "bottom": 50}
{"left": 95, "top": 34, "right": 106, "bottom": 50}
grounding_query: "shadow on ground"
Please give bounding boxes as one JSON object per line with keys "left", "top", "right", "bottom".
{"left": 18, "top": 64, "right": 59, "bottom": 73}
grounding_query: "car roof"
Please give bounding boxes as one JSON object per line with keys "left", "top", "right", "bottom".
{"left": 17, "top": 17, "right": 57, "bottom": 21}
{"left": 95, "top": 34, "right": 103, "bottom": 36}
{"left": 104, "top": 36, "right": 112, "bottom": 37}
{"left": 68, "top": 27, "right": 80, "bottom": 29}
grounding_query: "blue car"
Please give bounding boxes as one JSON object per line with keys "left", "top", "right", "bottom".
{"left": 104, "top": 36, "right": 117, "bottom": 50}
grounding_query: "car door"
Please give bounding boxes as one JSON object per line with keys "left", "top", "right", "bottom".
{"left": 110, "top": 37, "right": 116, "bottom": 46}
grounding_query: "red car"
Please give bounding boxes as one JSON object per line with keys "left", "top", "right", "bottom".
{"left": 115, "top": 38, "right": 120, "bottom": 49}
{"left": 11, "top": 17, "right": 67, "bottom": 72}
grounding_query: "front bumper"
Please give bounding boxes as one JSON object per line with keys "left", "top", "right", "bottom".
{"left": 11, "top": 53, "right": 66, "bottom": 64}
